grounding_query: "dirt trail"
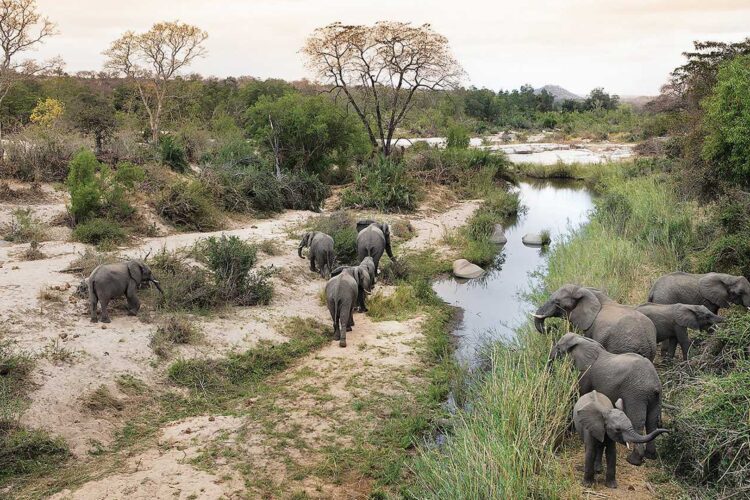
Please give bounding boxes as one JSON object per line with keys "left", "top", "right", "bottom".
{"left": 1, "top": 191, "right": 477, "bottom": 498}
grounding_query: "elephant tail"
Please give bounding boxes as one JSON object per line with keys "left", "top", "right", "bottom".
{"left": 88, "top": 276, "right": 98, "bottom": 301}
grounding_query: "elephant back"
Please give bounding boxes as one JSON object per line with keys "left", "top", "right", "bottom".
{"left": 590, "top": 305, "right": 657, "bottom": 360}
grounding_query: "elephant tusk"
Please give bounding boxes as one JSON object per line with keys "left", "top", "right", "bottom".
{"left": 626, "top": 442, "right": 632, "bottom": 450}
{"left": 531, "top": 313, "right": 545, "bottom": 319}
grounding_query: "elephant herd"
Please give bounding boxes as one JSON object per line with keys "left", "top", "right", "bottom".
{"left": 300, "top": 220, "right": 395, "bottom": 347}
{"left": 536, "top": 272, "right": 750, "bottom": 489}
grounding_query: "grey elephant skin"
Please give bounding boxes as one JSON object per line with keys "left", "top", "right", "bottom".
{"left": 325, "top": 270, "right": 363, "bottom": 347}
{"left": 88, "top": 260, "right": 163, "bottom": 323}
{"left": 649, "top": 271, "right": 750, "bottom": 314}
{"left": 534, "top": 284, "right": 658, "bottom": 360}
{"left": 331, "top": 260, "right": 372, "bottom": 312}
{"left": 356, "top": 223, "right": 394, "bottom": 275}
{"left": 636, "top": 303, "right": 725, "bottom": 360}
{"left": 298, "top": 231, "right": 335, "bottom": 279}
{"left": 549, "top": 333, "right": 663, "bottom": 465}
{"left": 574, "top": 391, "right": 668, "bottom": 489}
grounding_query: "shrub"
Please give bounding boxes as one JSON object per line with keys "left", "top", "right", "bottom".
{"left": 72, "top": 218, "right": 127, "bottom": 248}
{"left": 67, "top": 149, "right": 102, "bottom": 222}
{"left": 150, "top": 315, "right": 202, "bottom": 358}
{"left": 2, "top": 209, "right": 47, "bottom": 243}
{"left": 159, "top": 135, "right": 189, "bottom": 172}
{"left": 406, "top": 148, "right": 514, "bottom": 195}
{"left": 1, "top": 130, "right": 85, "bottom": 182}
{"left": 196, "top": 235, "right": 257, "bottom": 293}
{"left": 280, "top": 171, "right": 329, "bottom": 211}
{"left": 446, "top": 123, "right": 470, "bottom": 149}
{"left": 307, "top": 211, "right": 359, "bottom": 265}
{"left": 341, "top": 157, "right": 420, "bottom": 212}
{"left": 155, "top": 180, "right": 221, "bottom": 231}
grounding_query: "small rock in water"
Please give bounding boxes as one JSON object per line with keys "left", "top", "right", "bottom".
{"left": 452, "top": 259, "right": 485, "bottom": 279}
{"left": 522, "top": 233, "right": 544, "bottom": 246}
{"left": 489, "top": 224, "right": 507, "bottom": 245}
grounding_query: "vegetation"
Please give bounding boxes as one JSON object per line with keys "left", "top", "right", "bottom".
{"left": 1, "top": 208, "right": 47, "bottom": 243}
{"left": 150, "top": 315, "right": 203, "bottom": 358}
{"left": 341, "top": 156, "right": 421, "bottom": 212}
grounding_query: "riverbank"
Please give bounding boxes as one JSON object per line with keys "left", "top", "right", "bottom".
{"left": 411, "top": 164, "right": 703, "bottom": 497}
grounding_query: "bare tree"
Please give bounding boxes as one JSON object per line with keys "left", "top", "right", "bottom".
{"left": 0, "top": 0, "right": 59, "bottom": 139}
{"left": 104, "top": 21, "right": 208, "bottom": 142}
{"left": 302, "top": 21, "right": 464, "bottom": 156}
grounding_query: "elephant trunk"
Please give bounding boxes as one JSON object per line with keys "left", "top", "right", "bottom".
{"left": 151, "top": 279, "right": 164, "bottom": 295}
{"left": 533, "top": 300, "right": 560, "bottom": 333}
{"left": 623, "top": 428, "right": 669, "bottom": 445}
{"left": 534, "top": 315, "right": 546, "bottom": 334}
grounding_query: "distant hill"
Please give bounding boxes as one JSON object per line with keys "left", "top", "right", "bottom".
{"left": 619, "top": 95, "right": 657, "bottom": 109}
{"left": 534, "top": 85, "right": 583, "bottom": 102}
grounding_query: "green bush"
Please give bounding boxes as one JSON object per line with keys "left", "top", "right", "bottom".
{"left": 2, "top": 209, "right": 47, "bottom": 243}
{"left": 405, "top": 148, "right": 514, "bottom": 195}
{"left": 281, "top": 171, "right": 330, "bottom": 211}
{"left": 72, "top": 218, "right": 127, "bottom": 247}
{"left": 341, "top": 157, "right": 420, "bottom": 212}
{"left": 446, "top": 124, "right": 470, "bottom": 149}
{"left": 159, "top": 135, "right": 188, "bottom": 173}
{"left": 307, "top": 211, "right": 359, "bottom": 266}
{"left": 67, "top": 149, "right": 102, "bottom": 222}
{"left": 198, "top": 235, "right": 257, "bottom": 288}
{"left": 155, "top": 180, "right": 221, "bottom": 231}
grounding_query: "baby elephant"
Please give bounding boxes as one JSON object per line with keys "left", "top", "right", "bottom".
{"left": 88, "top": 260, "right": 163, "bottom": 323}
{"left": 574, "top": 391, "right": 669, "bottom": 489}
{"left": 636, "top": 303, "right": 725, "bottom": 361}
{"left": 298, "top": 231, "right": 335, "bottom": 279}
{"left": 325, "top": 271, "right": 361, "bottom": 347}
{"left": 331, "top": 256, "right": 375, "bottom": 312}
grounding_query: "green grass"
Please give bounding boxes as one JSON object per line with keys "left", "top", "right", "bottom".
{"left": 366, "top": 283, "right": 421, "bottom": 321}
{"left": 409, "top": 328, "right": 578, "bottom": 499}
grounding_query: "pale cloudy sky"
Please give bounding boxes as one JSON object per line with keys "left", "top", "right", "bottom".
{"left": 32, "top": 0, "right": 750, "bottom": 96}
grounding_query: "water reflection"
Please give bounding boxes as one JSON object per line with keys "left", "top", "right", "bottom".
{"left": 433, "top": 180, "right": 595, "bottom": 365}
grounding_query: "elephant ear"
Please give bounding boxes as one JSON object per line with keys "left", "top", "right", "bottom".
{"left": 330, "top": 266, "right": 346, "bottom": 277}
{"left": 569, "top": 287, "right": 602, "bottom": 331}
{"left": 699, "top": 274, "right": 731, "bottom": 308}
{"left": 576, "top": 399, "right": 606, "bottom": 442}
{"left": 127, "top": 260, "right": 143, "bottom": 284}
{"left": 674, "top": 305, "right": 701, "bottom": 330}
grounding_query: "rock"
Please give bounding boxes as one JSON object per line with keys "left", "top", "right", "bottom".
{"left": 452, "top": 259, "right": 485, "bottom": 279}
{"left": 489, "top": 224, "right": 507, "bottom": 245}
{"left": 522, "top": 233, "right": 544, "bottom": 246}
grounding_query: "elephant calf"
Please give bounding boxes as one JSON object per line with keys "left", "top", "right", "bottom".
{"left": 534, "top": 284, "right": 657, "bottom": 360}
{"left": 88, "top": 260, "right": 162, "bottom": 323}
{"left": 331, "top": 258, "right": 373, "bottom": 312}
{"left": 636, "top": 303, "right": 725, "bottom": 361}
{"left": 298, "top": 231, "right": 335, "bottom": 279}
{"left": 325, "top": 271, "right": 362, "bottom": 347}
{"left": 548, "top": 333, "right": 664, "bottom": 465}
{"left": 574, "top": 391, "right": 668, "bottom": 489}
{"left": 649, "top": 271, "right": 750, "bottom": 314}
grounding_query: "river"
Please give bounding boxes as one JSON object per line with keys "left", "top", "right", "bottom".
{"left": 433, "top": 179, "right": 595, "bottom": 366}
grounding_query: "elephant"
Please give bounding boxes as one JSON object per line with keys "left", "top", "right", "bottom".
{"left": 88, "top": 260, "right": 163, "bottom": 323}
{"left": 635, "top": 303, "right": 725, "bottom": 361}
{"left": 356, "top": 222, "right": 395, "bottom": 275}
{"left": 325, "top": 270, "right": 363, "bottom": 347}
{"left": 298, "top": 231, "right": 335, "bottom": 279}
{"left": 574, "top": 390, "right": 669, "bottom": 488}
{"left": 331, "top": 261, "right": 372, "bottom": 313}
{"left": 534, "top": 284, "right": 658, "bottom": 360}
{"left": 648, "top": 271, "right": 750, "bottom": 314}
{"left": 548, "top": 333, "right": 664, "bottom": 465}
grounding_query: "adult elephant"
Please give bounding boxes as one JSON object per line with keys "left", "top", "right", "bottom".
{"left": 298, "top": 231, "right": 335, "bottom": 279}
{"left": 356, "top": 222, "right": 394, "bottom": 275}
{"left": 635, "top": 303, "right": 725, "bottom": 361}
{"left": 325, "top": 270, "right": 362, "bottom": 348}
{"left": 88, "top": 260, "right": 163, "bottom": 323}
{"left": 549, "top": 333, "right": 664, "bottom": 466}
{"left": 331, "top": 258, "right": 373, "bottom": 312}
{"left": 648, "top": 271, "right": 750, "bottom": 314}
{"left": 534, "top": 284, "right": 657, "bottom": 360}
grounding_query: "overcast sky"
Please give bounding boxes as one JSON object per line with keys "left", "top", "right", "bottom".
{"left": 32, "top": 0, "right": 750, "bottom": 96}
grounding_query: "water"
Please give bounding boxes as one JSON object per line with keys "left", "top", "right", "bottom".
{"left": 433, "top": 179, "right": 595, "bottom": 366}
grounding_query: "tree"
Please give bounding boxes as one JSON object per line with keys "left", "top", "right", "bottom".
{"left": 302, "top": 21, "right": 464, "bottom": 156}
{"left": 245, "top": 93, "right": 370, "bottom": 175}
{"left": 702, "top": 55, "right": 750, "bottom": 188}
{"left": 0, "top": 0, "right": 60, "bottom": 138}
{"left": 104, "top": 21, "right": 208, "bottom": 142}
{"left": 29, "top": 97, "right": 63, "bottom": 127}
{"left": 68, "top": 90, "right": 116, "bottom": 153}
{"left": 585, "top": 88, "right": 619, "bottom": 111}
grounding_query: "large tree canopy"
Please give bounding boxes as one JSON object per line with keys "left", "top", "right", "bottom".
{"left": 303, "top": 21, "right": 464, "bottom": 156}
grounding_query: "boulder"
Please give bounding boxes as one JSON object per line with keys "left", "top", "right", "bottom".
{"left": 452, "top": 259, "right": 485, "bottom": 279}
{"left": 522, "top": 233, "right": 545, "bottom": 246}
{"left": 489, "top": 224, "right": 507, "bottom": 245}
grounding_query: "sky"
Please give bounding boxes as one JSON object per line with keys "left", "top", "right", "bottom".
{"left": 30, "top": 0, "right": 750, "bottom": 96}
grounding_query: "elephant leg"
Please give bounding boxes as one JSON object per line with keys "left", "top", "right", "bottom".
{"left": 604, "top": 439, "right": 617, "bottom": 488}
{"left": 645, "top": 401, "right": 661, "bottom": 459}
{"left": 347, "top": 306, "right": 355, "bottom": 331}
{"left": 666, "top": 337, "right": 678, "bottom": 360}
{"left": 310, "top": 258, "right": 317, "bottom": 273}
{"left": 675, "top": 327, "right": 693, "bottom": 361}
{"left": 660, "top": 339, "right": 670, "bottom": 358}
{"left": 594, "top": 444, "right": 603, "bottom": 473}
{"left": 126, "top": 283, "right": 140, "bottom": 316}
{"left": 582, "top": 433, "right": 597, "bottom": 487}
{"left": 625, "top": 401, "right": 647, "bottom": 465}
{"left": 100, "top": 297, "right": 112, "bottom": 323}
{"left": 89, "top": 292, "right": 98, "bottom": 323}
